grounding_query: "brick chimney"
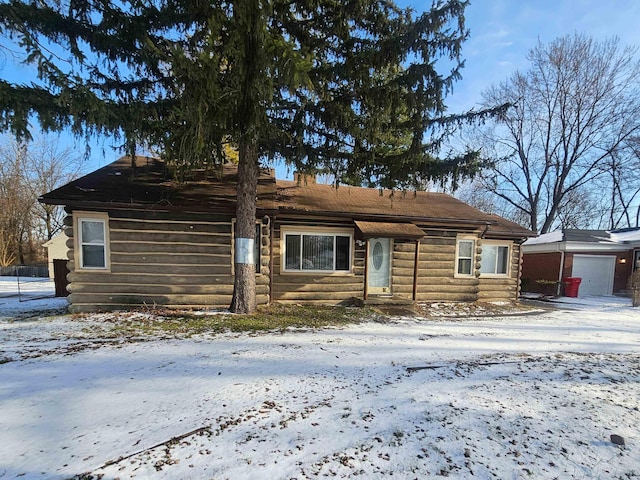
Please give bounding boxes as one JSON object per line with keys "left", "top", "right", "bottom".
{"left": 294, "top": 171, "right": 316, "bottom": 185}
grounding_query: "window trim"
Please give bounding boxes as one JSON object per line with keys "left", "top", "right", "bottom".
{"left": 74, "top": 211, "right": 110, "bottom": 271}
{"left": 479, "top": 242, "right": 512, "bottom": 277}
{"left": 455, "top": 237, "right": 476, "bottom": 277}
{"left": 281, "top": 227, "right": 353, "bottom": 274}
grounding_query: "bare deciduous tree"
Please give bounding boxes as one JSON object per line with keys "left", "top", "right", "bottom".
{"left": 0, "top": 135, "right": 81, "bottom": 266}
{"left": 0, "top": 142, "right": 31, "bottom": 265}
{"left": 23, "top": 136, "right": 82, "bottom": 240}
{"left": 600, "top": 138, "right": 640, "bottom": 229}
{"left": 476, "top": 34, "right": 640, "bottom": 233}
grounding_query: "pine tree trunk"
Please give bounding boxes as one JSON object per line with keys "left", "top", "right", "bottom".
{"left": 230, "top": 140, "right": 259, "bottom": 314}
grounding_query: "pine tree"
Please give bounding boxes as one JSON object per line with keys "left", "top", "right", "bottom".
{"left": 0, "top": 0, "right": 502, "bottom": 313}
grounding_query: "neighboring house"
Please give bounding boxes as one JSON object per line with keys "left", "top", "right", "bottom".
{"left": 43, "top": 232, "right": 69, "bottom": 279}
{"left": 40, "top": 156, "right": 532, "bottom": 313}
{"left": 521, "top": 229, "right": 640, "bottom": 296}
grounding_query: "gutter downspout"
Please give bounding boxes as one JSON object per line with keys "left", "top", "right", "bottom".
{"left": 412, "top": 239, "right": 420, "bottom": 301}
{"left": 516, "top": 240, "right": 523, "bottom": 302}
{"left": 557, "top": 248, "right": 565, "bottom": 296}
{"left": 269, "top": 215, "right": 275, "bottom": 305}
{"left": 363, "top": 240, "right": 369, "bottom": 301}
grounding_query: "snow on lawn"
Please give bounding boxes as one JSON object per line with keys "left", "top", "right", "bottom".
{"left": 0, "top": 277, "right": 68, "bottom": 320}
{"left": 1, "top": 298, "right": 639, "bottom": 479}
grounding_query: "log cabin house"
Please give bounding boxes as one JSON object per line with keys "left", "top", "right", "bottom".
{"left": 40, "top": 156, "right": 533, "bottom": 313}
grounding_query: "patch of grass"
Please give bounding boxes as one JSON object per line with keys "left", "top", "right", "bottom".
{"left": 238, "top": 304, "right": 372, "bottom": 331}
{"left": 90, "top": 304, "right": 373, "bottom": 338}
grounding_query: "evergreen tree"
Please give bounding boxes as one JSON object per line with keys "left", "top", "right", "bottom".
{"left": 0, "top": 0, "right": 502, "bottom": 313}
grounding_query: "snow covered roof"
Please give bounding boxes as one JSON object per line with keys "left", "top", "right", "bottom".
{"left": 523, "top": 230, "right": 564, "bottom": 245}
{"left": 523, "top": 227, "right": 640, "bottom": 250}
{"left": 610, "top": 228, "right": 640, "bottom": 243}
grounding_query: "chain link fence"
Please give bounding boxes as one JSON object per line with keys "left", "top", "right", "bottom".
{"left": 0, "top": 265, "right": 49, "bottom": 278}
{"left": 0, "top": 266, "right": 53, "bottom": 303}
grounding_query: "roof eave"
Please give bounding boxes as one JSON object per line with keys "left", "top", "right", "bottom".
{"left": 278, "top": 208, "right": 531, "bottom": 238}
{"left": 523, "top": 240, "right": 634, "bottom": 253}
{"left": 42, "top": 198, "right": 278, "bottom": 216}
{"left": 277, "top": 207, "right": 493, "bottom": 226}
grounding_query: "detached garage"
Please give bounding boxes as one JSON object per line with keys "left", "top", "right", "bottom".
{"left": 522, "top": 229, "right": 640, "bottom": 297}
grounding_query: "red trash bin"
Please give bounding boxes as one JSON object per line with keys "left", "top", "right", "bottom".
{"left": 562, "top": 277, "right": 582, "bottom": 297}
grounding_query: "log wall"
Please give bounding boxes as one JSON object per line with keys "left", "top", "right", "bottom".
{"left": 64, "top": 209, "right": 523, "bottom": 311}
{"left": 393, "top": 230, "right": 480, "bottom": 302}
{"left": 476, "top": 240, "right": 521, "bottom": 302}
{"left": 393, "top": 230, "right": 522, "bottom": 303}
{"left": 65, "top": 210, "right": 269, "bottom": 312}
{"left": 271, "top": 221, "right": 365, "bottom": 304}
{"left": 270, "top": 222, "right": 522, "bottom": 305}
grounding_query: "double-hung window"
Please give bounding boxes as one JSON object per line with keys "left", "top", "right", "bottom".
{"left": 283, "top": 231, "right": 351, "bottom": 272}
{"left": 76, "top": 213, "right": 109, "bottom": 270}
{"left": 456, "top": 239, "right": 475, "bottom": 276}
{"left": 480, "top": 244, "right": 510, "bottom": 276}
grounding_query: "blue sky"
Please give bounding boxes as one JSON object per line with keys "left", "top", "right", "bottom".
{"left": 444, "top": 0, "right": 640, "bottom": 113}
{"left": 2, "top": 1, "right": 640, "bottom": 176}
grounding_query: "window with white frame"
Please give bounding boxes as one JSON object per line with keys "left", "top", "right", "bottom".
{"left": 480, "top": 244, "right": 510, "bottom": 275}
{"left": 283, "top": 231, "right": 351, "bottom": 272}
{"left": 456, "top": 239, "right": 475, "bottom": 276}
{"left": 77, "top": 214, "right": 108, "bottom": 269}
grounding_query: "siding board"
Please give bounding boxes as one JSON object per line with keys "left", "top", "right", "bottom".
{"left": 110, "top": 219, "right": 231, "bottom": 233}
{"left": 68, "top": 283, "right": 269, "bottom": 296}
{"left": 110, "top": 231, "right": 230, "bottom": 244}
{"left": 273, "top": 283, "right": 363, "bottom": 293}
{"left": 68, "top": 272, "right": 268, "bottom": 285}
{"left": 111, "top": 253, "right": 229, "bottom": 265}
{"left": 110, "top": 264, "right": 232, "bottom": 275}
{"left": 111, "top": 243, "right": 231, "bottom": 255}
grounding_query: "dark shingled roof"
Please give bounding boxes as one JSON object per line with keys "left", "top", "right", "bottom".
{"left": 354, "top": 220, "right": 426, "bottom": 240}
{"left": 40, "top": 157, "right": 532, "bottom": 238}
{"left": 277, "top": 180, "right": 532, "bottom": 237}
{"left": 40, "top": 156, "right": 278, "bottom": 214}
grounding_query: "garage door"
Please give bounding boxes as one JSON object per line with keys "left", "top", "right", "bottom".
{"left": 571, "top": 255, "right": 615, "bottom": 296}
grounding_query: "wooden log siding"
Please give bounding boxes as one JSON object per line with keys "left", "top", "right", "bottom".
{"left": 477, "top": 242, "right": 521, "bottom": 302}
{"left": 271, "top": 223, "right": 365, "bottom": 304}
{"left": 66, "top": 213, "right": 270, "bottom": 312}
{"left": 392, "top": 238, "right": 480, "bottom": 302}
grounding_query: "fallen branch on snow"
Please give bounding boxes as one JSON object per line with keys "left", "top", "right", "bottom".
{"left": 98, "top": 425, "right": 212, "bottom": 470}
{"left": 406, "top": 360, "right": 520, "bottom": 372}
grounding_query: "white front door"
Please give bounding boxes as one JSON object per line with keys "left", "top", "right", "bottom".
{"left": 368, "top": 238, "right": 391, "bottom": 294}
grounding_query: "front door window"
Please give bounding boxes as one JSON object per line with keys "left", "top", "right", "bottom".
{"left": 368, "top": 238, "right": 391, "bottom": 294}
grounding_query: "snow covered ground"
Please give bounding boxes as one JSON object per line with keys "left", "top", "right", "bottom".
{"left": 1, "top": 293, "right": 639, "bottom": 479}
{"left": 0, "top": 276, "right": 68, "bottom": 320}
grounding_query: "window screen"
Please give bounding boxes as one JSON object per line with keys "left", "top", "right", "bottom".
{"left": 284, "top": 233, "right": 351, "bottom": 272}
